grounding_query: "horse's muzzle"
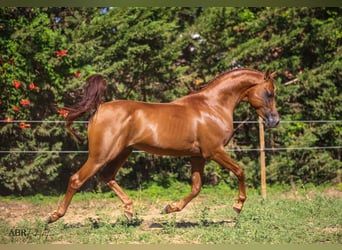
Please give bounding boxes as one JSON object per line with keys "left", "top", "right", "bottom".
{"left": 265, "top": 113, "right": 280, "bottom": 128}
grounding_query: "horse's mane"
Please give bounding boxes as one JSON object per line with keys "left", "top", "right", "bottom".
{"left": 188, "top": 68, "right": 263, "bottom": 95}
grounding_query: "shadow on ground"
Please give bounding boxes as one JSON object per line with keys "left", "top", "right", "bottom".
{"left": 60, "top": 216, "right": 236, "bottom": 230}
{"left": 149, "top": 219, "right": 236, "bottom": 229}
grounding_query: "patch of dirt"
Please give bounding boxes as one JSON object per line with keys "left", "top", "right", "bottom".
{"left": 0, "top": 198, "right": 119, "bottom": 226}
{"left": 324, "top": 189, "right": 342, "bottom": 198}
{"left": 0, "top": 196, "right": 216, "bottom": 227}
{"left": 0, "top": 200, "right": 53, "bottom": 226}
{"left": 321, "top": 227, "right": 341, "bottom": 233}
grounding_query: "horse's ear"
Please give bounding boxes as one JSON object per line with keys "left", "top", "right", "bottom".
{"left": 264, "top": 69, "right": 276, "bottom": 80}
{"left": 264, "top": 68, "right": 271, "bottom": 80}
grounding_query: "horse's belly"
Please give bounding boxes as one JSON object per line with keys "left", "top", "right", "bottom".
{"left": 133, "top": 143, "right": 201, "bottom": 157}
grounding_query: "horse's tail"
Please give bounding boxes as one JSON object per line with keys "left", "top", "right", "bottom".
{"left": 65, "top": 74, "right": 107, "bottom": 142}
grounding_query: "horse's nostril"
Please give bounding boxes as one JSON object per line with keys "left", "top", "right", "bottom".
{"left": 275, "top": 117, "right": 280, "bottom": 126}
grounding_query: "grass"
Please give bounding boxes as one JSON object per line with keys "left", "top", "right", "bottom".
{"left": 0, "top": 182, "right": 341, "bottom": 244}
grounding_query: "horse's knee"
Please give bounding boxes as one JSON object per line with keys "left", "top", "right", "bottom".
{"left": 235, "top": 168, "right": 245, "bottom": 181}
{"left": 191, "top": 171, "right": 202, "bottom": 195}
{"left": 69, "top": 174, "right": 83, "bottom": 190}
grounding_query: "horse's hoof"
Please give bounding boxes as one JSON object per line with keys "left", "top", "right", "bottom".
{"left": 232, "top": 202, "right": 243, "bottom": 214}
{"left": 46, "top": 211, "right": 57, "bottom": 224}
{"left": 124, "top": 211, "right": 133, "bottom": 221}
{"left": 46, "top": 217, "right": 52, "bottom": 224}
{"left": 232, "top": 206, "right": 242, "bottom": 214}
{"left": 162, "top": 204, "right": 172, "bottom": 214}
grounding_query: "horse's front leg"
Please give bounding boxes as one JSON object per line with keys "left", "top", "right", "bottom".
{"left": 211, "top": 147, "right": 246, "bottom": 214}
{"left": 164, "top": 156, "right": 205, "bottom": 214}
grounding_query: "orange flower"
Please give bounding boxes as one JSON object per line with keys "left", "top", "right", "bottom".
{"left": 20, "top": 122, "right": 31, "bottom": 129}
{"left": 20, "top": 99, "right": 30, "bottom": 107}
{"left": 74, "top": 71, "right": 81, "bottom": 78}
{"left": 56, "top": 49, "right": 68, "bottom": 57}
{"left": 4, "top": 117, "right": 13, "bottom": 122}
{"left": 29, "top": 82, "right": 39, "bottom": 91}
{"left": 13, "top": 81, "right": 21, "bottom": 89}
{"left": 13, "top": 106, "right": 20, "bottom": 112}
{"left": 57, "top": 109, "right": 69, "bottom": 117}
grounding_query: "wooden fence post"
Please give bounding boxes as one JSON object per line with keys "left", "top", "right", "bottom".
{"left": 258, "top": 116, "right": 267, "bottom": 199}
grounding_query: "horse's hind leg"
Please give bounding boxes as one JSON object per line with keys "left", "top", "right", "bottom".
{"left": 47, "top": 157, "right": 104, "bottom": 223}
{"left": 164, "top": 157, "right": 205, "bottom": 214}
{"left": 99, "top": 148, "right": 134, "bottom": 221}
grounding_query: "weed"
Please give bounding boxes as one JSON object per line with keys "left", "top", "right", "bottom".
{"left": 161, "top": 213, "right": 177, "bottom": 235}
{"left": 199, "top": 206, "right": 210, "bottom": 227}
{"left": 115, "top": 214, "right": 143, "bottom": 227}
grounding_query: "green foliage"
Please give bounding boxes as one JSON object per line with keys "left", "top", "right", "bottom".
{"left": 0, "top": 7, "right": 341, "bottom": 195}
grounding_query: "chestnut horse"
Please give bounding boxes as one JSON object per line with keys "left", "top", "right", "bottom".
{"left": 47, "top": 68, "right": 279, "bottom": 223}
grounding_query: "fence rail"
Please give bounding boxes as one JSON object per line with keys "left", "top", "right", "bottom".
{"left": 0, "top": 146, "right": 341, "bottom": 154}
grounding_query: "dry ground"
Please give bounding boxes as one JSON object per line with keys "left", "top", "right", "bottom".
{"left": 0, "top": 194, "right": 233, "bottom": 229}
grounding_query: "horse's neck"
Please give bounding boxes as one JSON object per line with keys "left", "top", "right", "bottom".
{"left": 174, "top": 70, "right": 262, "bottom": 111}
{"left": 203, "top": 73, "right": 261, "bottom": 107}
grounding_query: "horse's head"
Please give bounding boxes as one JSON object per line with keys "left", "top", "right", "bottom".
{"left": 247, "top": 69, "right": 280, "bottom": 128}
